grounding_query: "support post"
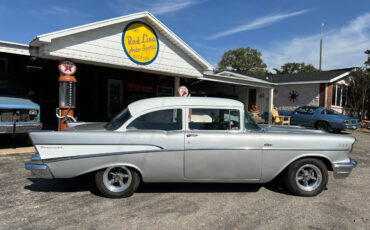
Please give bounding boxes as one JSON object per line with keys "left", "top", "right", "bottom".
{"left": 324, "top": 83, "right": 328, "bottom": 108}
{"left": 174, "top": 77, "right": 180, "bottom": 96}
{"left": 268, "top": 87, "right": 274, "bottom": 126}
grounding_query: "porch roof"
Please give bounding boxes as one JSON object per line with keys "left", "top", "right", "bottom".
{"left": 202, "top": 71, "right": 274, "bottom": 88}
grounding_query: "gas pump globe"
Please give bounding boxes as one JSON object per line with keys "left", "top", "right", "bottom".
{"left": 56, "top": 60, "right": 77, "bottom": 131}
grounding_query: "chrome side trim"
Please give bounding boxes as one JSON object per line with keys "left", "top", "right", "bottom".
{"left": 262, "top": 148, "right": 349, "bottom": 151}
{"left": 332, "top": 158, "right": 357, "bottom": 179}
{"left": 42, "top": 147, "right": 349, "bottom": 163}
{"left": 25, "top": 162, "right": 53, "bottom": 179}
{"left": 35, "top": 143, "right": 165, "bottom": 149}
{"left": 43, "top": 149, "right": 184, "bottom": 163}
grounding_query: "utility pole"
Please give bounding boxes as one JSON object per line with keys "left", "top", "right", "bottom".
{"left": 319, "top": 23, "right": 324, "bottom": 71}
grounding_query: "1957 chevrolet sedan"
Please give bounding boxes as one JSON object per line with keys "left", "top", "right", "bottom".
{"left": 25, "top": 97, "right": 357, "bottom": 198}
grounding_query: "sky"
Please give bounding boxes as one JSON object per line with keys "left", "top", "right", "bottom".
{"left": 0, "top": 0, "right": 369, "bottom": 71}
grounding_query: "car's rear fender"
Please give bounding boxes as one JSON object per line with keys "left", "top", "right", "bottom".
{"left": 260, "top": 152, "right": 351, "bottom": 183}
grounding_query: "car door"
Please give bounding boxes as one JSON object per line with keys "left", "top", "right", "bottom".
{"left": 291, "top": 107, "right": 308, "bottom": 126}
{"left": 302, "top": 107, "right": 317, "bottom": 127}
{"left": 184, "top": 107, "right": 262, "bottom": 181}
{"left": 123, "top": 108, "right": 185, "bottom": 182}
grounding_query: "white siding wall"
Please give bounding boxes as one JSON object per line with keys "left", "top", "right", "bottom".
{"left": 274, "top": 84, "right": 320, "bottom": 110}
{"left": 235, "top": 86, "right": 248, "bottom": 108}
{"left": 38, "top": 19, "right": 204, "bottom": 78}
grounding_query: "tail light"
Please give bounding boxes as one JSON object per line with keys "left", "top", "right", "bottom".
{"left": 344, "top": 120, "right": 350, "bottom": 124}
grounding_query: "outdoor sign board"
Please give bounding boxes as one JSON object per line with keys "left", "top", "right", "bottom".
{"left": 122, "top": 21, "right": 159, "bottom": 65}
{"left": 58, "top": 60, "right": 77, "bottom": 75}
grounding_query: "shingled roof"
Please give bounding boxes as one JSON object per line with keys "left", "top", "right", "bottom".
{"left": 252, "top": 68, "right": 354, "bottom": 85}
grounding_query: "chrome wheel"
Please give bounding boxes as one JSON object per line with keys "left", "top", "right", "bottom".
{"left": 295, "top": 164, "right": 322, "bottom": 192}
{"left": 103, "top": 166, "right": 132, "bottom": 193}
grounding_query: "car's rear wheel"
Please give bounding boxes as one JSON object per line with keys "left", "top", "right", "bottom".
{"left": 284, "top": 158, "right": 328, "bottom": 196}
{"left": 95, "top": 166, "right": 140, "bottom": 198}
{"left": 316, "top": 121, "right": 330, "bottom": 132}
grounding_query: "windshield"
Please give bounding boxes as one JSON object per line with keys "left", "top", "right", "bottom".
{"left": 0, "top": 79, "right": 26, "bottom": 97}
{"left": 105, "top": 108, "right": 132, "bottom": 131}
{"left": 244, "top": 109, "right": 261, "bottom": 130}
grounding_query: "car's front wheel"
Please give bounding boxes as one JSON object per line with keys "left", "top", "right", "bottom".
{"left": 95, "top": 166, "right": 140, "bottom": 198}
{"left": 284, "top": 158, "right": 328, "bottom": 196}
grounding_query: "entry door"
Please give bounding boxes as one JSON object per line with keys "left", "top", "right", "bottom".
{"left": 248, "top": 89, "right": 257, "bottom": 111}
{"left": 184, "top": 108, "right": 262, "bottom": 181}
{"left": 107, "top": 79, "right": 123, "bottom": 118}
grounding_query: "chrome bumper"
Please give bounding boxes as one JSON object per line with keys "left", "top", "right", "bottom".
{"left": 0, "top": 123, "right": 42, "bottom": 134}
{"left": 25, "top": 154, "right": 53, "bottom": 179}
{"left": 344, "top": 123, "right": 361, "bottom": 130}
{"left": 332, "top": 158, "right": 357, "bottom": 179}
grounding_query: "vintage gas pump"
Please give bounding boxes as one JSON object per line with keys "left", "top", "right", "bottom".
{"left": 56, "top": 60, "right": 77, "bottom": 131}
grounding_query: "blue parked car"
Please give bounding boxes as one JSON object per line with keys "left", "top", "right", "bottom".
{"left": 282, "top": 106, "right": 360, "bottom": 132}
{"left": 0, "top": 79, "right": 42, "bottom": 135}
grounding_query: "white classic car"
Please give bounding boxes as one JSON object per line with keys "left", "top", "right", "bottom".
{"left": 25, "top": 97, "right": 357, "bottom": 198}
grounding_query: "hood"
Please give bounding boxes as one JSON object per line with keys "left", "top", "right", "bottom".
{"left": 0, "top": 96, "right": 39, "bottom": 109}
{"left": 66, "top": 122, "right": 107, "bottom": 131}
{"left": 261, "top": 125, "right": 327, "bottom": 134}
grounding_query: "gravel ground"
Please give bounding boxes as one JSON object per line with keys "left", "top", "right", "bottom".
{"left": 0, "top": 130, "right": 369, "bottom": 230}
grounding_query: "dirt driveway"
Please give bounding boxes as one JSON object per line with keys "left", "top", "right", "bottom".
{"left": 0, "top": 130, "right": 369, "bottom": 230}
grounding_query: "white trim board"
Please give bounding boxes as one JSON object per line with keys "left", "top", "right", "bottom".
{"left": 0, "top": 40, "right": 30, "bottom": 56}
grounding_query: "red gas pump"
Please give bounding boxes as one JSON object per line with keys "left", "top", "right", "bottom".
{"left": 56, "top": 60, "right": 77, "bottom": 131}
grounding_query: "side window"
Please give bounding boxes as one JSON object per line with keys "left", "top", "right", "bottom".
{"left": 326, "top": 109, "right": 339, "bottom": 115}
{"left": 189, "top": 108, "right": 240, "bottom": 130}
{"left": 307, "top": 107, "right": 317, "bottom": 115}
{"left": 127, "top": 109, "right": 182, "bottom": 131}
{"left": 295, "top": 107, "right": 308, "bottom": 114}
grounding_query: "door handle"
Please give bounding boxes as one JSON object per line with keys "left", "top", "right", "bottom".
{"left": 186, "top": 134, "right": 198, "bottom": 137}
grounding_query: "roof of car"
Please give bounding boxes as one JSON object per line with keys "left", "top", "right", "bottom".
{"left": 128, "top": 97, "right": 244, "bottom": 116}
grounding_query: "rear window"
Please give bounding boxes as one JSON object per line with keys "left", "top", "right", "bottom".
{"left": 321, "top": 109, "right": 340, "bottom": 115}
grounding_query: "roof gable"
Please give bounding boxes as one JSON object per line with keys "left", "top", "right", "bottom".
{"left": 30, "top": 12, "right": 213, "bottom": 77}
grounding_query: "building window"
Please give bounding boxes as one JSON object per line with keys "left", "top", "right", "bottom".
{"left": 331, "top": 84, "right": 349, "bottom": 107}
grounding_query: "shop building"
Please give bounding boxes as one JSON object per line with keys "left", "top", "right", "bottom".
{"left": 0, "top": 12, "right": 274, "bottom": 129}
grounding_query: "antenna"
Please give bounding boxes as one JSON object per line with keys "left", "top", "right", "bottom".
{"left": 319, "top": 23, "right": 324, "bottom": 71}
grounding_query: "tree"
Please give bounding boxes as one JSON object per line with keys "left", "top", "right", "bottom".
{"left": 349, "top": 68, "right": 370, "bottom": 120}
{"left": 273, "top": 62, "right": 318, "bottom": 74}
{"left": 348, "top": 50, "right": 370, "bottom": 120}
{"left": 216, "top": 47, "right": 267, "bottom": 76}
